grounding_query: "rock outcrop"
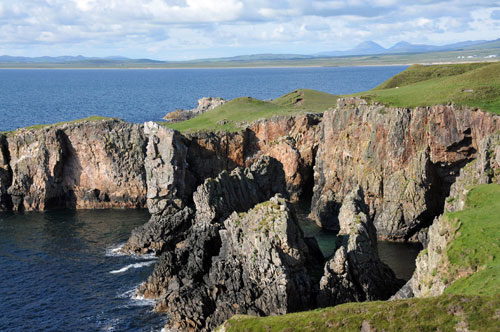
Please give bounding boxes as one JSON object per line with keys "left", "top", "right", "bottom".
{"left": 161, "top": 195, "right": 314, "bottom": 331}
{"left": 395, "top": 133, "right": 500, "bottom": 299}
{"left": 312, "top": 98, "right": 500, "bottom": 240}
{"left": 3, "top": 119, "right": 147, "bottom": 211}
{"left": 164, "top": 97, "right": 226, "bottom": 123}
{"left": 0, "top": 134, "right": 12, "bottom": 210}
{"left": 317, "top": 187, "right": 403, "bottom": 306}
{"left": 143, "top": 122, "right": 195, "bottom": 216}
{"left": 134, "top": 156, "right": 287, "bottom": 304}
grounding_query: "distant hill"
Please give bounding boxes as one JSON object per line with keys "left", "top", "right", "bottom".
{"left": 316, "top": 41, "right": 386, "bottom": 56}
{"left": 0, "top": 55, "right": 164, "bottom": 64}
{"left": 316, "top": 38, "right": 500, "bottom": 57}
{"left": 195, "top": 54, "right": 315, "bottom": 62}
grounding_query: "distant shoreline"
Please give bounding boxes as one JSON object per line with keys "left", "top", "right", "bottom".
{"left": 0, "top": 60, "right": 497, "bottom": 70}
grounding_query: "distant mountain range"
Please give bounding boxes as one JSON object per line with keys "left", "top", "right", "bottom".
{"left": 1, "top": 38, "right": 499, "bottom": 65}
{"left": 314, "top": 38, "right": 500, "bottom": 57}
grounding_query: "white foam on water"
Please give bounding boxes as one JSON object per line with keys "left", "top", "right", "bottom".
{"left": 117, "top": 284, "right": 158, "bottom": 308}
{"left": 105, "top": 243, "right": 126, "bottom": 257}
{"left": 109, "top": 261, "right": 156, "bottom": 274}
{"left": 105, "top": 243, "right": 158, "bottom": 260}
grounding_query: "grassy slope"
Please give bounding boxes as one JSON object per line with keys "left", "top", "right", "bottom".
{"left": 354, "top": 62, "right": 500, "bottom": 114}
{"left": 165, "top": 89, "right": 337, "bottom": 133}
{"left": 443, "top": 184, "right": 500, "bottom": 296}
{"left": 219, "top": 184, "right": 500, "bottom": 331}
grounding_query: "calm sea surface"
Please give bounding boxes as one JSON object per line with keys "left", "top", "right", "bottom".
{"left": 0, "top": 67, "right": 419, "bottom": 331}
{"left": 0, "top": 66, "right": 407, "bottom": 131}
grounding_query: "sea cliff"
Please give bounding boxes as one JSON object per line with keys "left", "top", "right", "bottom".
{"left": 2, "top": 98, "right": 499, "bottom": 331}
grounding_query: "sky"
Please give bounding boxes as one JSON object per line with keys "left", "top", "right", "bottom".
{"left": 0, "top": 0, "right": 500, "bottom": 60}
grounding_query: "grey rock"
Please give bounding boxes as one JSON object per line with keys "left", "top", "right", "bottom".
{"left": 135, "top": 156, "right": 290, "bottom": 331}
{"left": 144, "top": 122, "right": 195, "bottom": 216}
{"left": 121, "top": 207, "right": 194, "bottom": 254}
{"left": 0, "top": 135, "right": 12, "bottom": 210}
{"left": 317, "top": 187, "right": 403, "bottom": 306}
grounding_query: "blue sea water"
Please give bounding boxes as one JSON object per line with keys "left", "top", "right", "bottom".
{"left": 0, "top": 210, "right": 166, "bottom": 332}
{"left": 0, "top": 66, "right": 407, "bottom": 131}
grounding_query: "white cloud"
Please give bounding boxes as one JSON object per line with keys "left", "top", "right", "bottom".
{"left": 0, "top": 0, "right": 499, "bottom": 59}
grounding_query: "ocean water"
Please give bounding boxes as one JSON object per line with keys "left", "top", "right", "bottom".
{"left": 0, "top": 210, "right": 166, "bottom": 332}
{"left": 0, "top": 66, "right": 407, "bottom": 132}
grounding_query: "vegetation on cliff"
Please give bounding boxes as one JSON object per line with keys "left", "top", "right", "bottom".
{"left": 165, "top": 89, "right": 337, "bottom": 132}
{"left": 443, "top": 184, "right": 500, "bottom": 296}
{"left": 218, "top": 183, "right": 500, "bottom": 331}
{"left": 356, "top": 62, "right": 500, "bottom": 113}
{"left": 218, "top": 295, "right": 500, "bottom": 332}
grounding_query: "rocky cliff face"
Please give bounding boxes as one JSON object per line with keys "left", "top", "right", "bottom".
{"left": 0, "top": 135, "right": 12, "bottom": 210}
{"left": 311, "top": 98, "right": 500, "bottom": 241}
{"left": 395, "top": 133, "right": 500, "bottom": 299}
{"left": 134, "top": 157, "right": 289, "bottom": 331}
{"left": 182, "top": 113, "right": 322, "bottom": 202}
{"left": 317, "top": 187, "right": 403, "bottom": 306}
{"left": 2, "top": 119, "right": 147, "bottom": 211}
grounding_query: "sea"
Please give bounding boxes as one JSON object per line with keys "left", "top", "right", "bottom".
{"left": 0, "top": 66, "right": 407, "bottom": 132}
{"left": 0, "top": 66, "right": 421, "bottom": 332}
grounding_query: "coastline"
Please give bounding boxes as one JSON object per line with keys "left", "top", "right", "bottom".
{"left": 0, "top": 59, "right": 497, "bottom": 70}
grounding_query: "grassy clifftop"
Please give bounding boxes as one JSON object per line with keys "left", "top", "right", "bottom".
{"left": 355, "top": 62, "right": 500, "bottom": 114}
{"left": 219, "top": 184, "right": 500, "bottom": 331}
{"left": 165, "top": 89, "right": 338, "bottom": 133}
{"left": 165, "top": 62, "right": 500, "bottom": 133}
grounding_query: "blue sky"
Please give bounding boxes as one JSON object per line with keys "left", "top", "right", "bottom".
{"left": 0, "top": 0, "right": 500, "bottom": 60}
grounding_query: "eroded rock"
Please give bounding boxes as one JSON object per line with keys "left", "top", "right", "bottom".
{"left": 396, "top": 133, "right": 500, "bottom": 299}
{"left": 317, "top": 187, "right": 403, "bottom": 306}
{"left": 312, "top": 100, "right": 500, "bottom": 240}
{"left": 5, "top": 119, "right": 147, "bottom": 211}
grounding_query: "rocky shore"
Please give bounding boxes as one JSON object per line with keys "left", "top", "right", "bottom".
{"left": 2, "top": 97, "right": 499, "bottom": 331}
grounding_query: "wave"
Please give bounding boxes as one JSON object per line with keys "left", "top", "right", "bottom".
{"left": 105, "top": 243, "right": 126, "bottom": 257}
{"left": 109, "top": 261, "right": 156, "bottom": 274}
{"left": 105, "top": 243, "right": 158, "bottom": 260}
{"left": 117, "top": 284, "right": 157, "bottom": 308}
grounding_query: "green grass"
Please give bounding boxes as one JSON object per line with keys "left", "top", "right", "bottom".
{"left": 165, "top": 89, "right": 337, "bottom": 133}
{"left": 1, "top": 116, "right": 115, "bottom": 135}
{"left": 354, "top": 62, "right": 500, "bottom": 114}
{"left": 443, "top": 184, "right": 500, "bottom": 296}
{"left": 218, "top": 295, "right": 500, "bottom": 332}
{"left": 218, "top": 184, "right": 500, "bottom": 331}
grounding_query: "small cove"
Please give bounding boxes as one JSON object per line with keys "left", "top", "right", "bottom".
{"left": 294, "top": 202, "right": 422, "bottom": 281}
